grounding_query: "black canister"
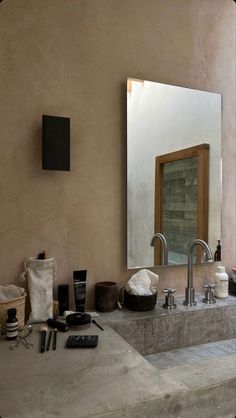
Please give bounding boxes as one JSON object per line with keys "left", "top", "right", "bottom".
{"left": 95, "top": 281, "right": 118, "bottom": 312}
{"left": 58, "top": 284, "right": 69, "bottom": 316}
{"left": 6, "top": 308, "right": 18, "bottom": 340}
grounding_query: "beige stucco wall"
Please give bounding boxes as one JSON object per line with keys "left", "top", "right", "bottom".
{"left": 0, "top": 0, "right": 235, "bottom": 308}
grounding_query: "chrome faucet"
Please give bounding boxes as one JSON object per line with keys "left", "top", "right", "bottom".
{"left": 183, "top": 239, "right": 213, "bottom": 306}
{"left": 150, "top": 233, "right": 168, "bottom": 265}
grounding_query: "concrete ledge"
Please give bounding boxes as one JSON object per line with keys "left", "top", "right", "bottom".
{"left": 98, "top": 379, "right": 236, "bottom": 418}
{"left": 101, "top": 295, "right": 236, "bottom": 355}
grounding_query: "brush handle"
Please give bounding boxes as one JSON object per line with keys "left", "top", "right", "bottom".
{"left": 92, "top": 319, "right": 104, "bottom": 331}
{"left": 46, "top": 330, "right": 52, "bottom": 351}
{"left": 53, "top": 329, "right": 57, "bottom": 350}
{"left": 47, "top": 318, "right": 69, "bottom": 332}
{"left": 40, "top": 330, "right": 46, "bottom": 353}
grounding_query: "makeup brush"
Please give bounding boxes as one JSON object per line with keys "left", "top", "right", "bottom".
{"left": 40, "top": 326, "right": 47, "bottom": 353}
{"left": 53, "top": 328, "right": 57, "bottom": 351}
{"left": 46, "top": 330, "right": 52, "bottom": 351}
{"left": 92, "top": 319, "right": 104, "bottom": 331}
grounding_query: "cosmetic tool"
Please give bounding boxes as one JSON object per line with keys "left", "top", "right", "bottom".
{"left": 53, "top": 328, "right": 57, "bottom": 350}
{"left": 40, "top": 326, "right": 47, "bottom": 353}
{"left": 92, "top": 319, "right": 104, "bottom": 331}
{"left": 46, "top": 330, "right": 52, "bottom": 351}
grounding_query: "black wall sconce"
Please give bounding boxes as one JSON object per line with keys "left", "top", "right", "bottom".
{"left": 42, "top": 115, "right": 70, "bottom": 171}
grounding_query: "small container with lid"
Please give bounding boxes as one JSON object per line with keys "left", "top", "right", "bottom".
{"left": 231, "top": 268, "right": 236, "bottom": 283}
{"left": 214, "top": 266, "right": 229, "bottom": 299}
{"left": 6, "top": 308, "right": 18, "bottom": 340}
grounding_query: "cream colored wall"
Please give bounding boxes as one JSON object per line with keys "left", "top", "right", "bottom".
{"left": 0, "top": 0, "right": 235, "bottom": 308}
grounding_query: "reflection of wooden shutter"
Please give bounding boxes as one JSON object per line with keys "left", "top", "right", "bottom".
{"left": 154, "top": 144, "right": 209, "bottom": 265}
{"left": 127, "top": 78, "right": 144, "bottom": 93}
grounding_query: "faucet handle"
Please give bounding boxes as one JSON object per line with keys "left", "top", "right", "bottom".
{"left": 203, "top": 284, "right": 215, "bottom": 290}
{"left": 162, "top": 288, "right": 177, "bottom": 309}
{"left": 203, "top": 283, "right": 216, "bottom": 304}
{"left": 163, "top": 288, "right": 176, "bottom": 294}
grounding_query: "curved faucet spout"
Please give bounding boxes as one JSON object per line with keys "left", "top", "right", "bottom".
{"left": 150, "top": 233, "right": 168, "bottom": 265}
{"left": 184, "top": 239, "right": 213, "bottom": 306}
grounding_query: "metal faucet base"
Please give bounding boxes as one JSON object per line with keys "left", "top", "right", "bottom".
{"left": 162, "top": 303, "right": 177, "bottom": 309}
{"left": 183, "top": 300, "right": 197, "bottom": 306}
{"left": 183, "top": 287, "right": 197, "bottom": 306}
{"left": 202, "top": 298, "right": 216, "bottom": 304}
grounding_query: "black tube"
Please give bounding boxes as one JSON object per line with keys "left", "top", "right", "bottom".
{"left": 73, "top": 270, "right": 87, "bottom": 312}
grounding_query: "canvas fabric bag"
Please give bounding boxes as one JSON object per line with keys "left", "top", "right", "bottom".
{"left": 25, "top": 257, "right": 56, "bottom": 322}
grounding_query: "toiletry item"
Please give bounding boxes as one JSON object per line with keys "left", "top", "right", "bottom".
{"left": 53, "top": 328, "right": 57, "bottom": 350}
{"left": 73, "top": 270, "right": 87, "bottom": 312}
{"left": 92, "top": 319, "right": 104, "bottom": 331}
{"left": 231, "top": 268, "right": 236, "bottom": 283}
{"left": 6, "top": 308, "right": 18, "bottom": 341}
{"left": 214, "top": 266, "right": 228, "bottom": 298}
{"left": 53, "top": 300, "right": 59, "bottom": 319}
{"left": 66, "top": 335, "right": 98, "bottom": 348}
{"left": 63, "top": 310, "right": 99, "bottom": 319}
{"left": 66, "top": 312, "right": 91, "bottom": 326}
{"left": 37, "top": 250, "right": 46, "bottom": 260}
{"left": 40, "top": 326, "right": 47, "bottom": 352}
{"left": 58, "top": 284, "right": 69, "bottom": 316}
{"left": 46, "top": 330, "right": 52, "bottom": 351}
{"left": 26, "top": 256, "right": 55, "bottom": 322}
{"left": 214, "top": 240, "right": 221, "bottom": 261}
{"left": 47, "top": 318, "right": 69, "bottom": 332}
{"left": 95, "top": 281, "right": 118, "bottom": 312}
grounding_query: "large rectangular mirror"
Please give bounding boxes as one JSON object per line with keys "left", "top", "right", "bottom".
{"left": 127, "top": 78, "right": 221, "bottom": 268}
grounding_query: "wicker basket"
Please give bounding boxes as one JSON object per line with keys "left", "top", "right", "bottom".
{"left": 0, "top": 292, "right": 26, "bottom": 332}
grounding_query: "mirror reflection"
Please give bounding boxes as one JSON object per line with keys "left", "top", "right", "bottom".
{"left": 127, "top": 79, "right": 221, "bottom": 269}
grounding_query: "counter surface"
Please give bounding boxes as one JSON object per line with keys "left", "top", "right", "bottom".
{"left": 0, "top": 323, "right": 178, "bottom": 418}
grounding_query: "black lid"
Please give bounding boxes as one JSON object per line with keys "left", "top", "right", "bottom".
{"left": 73, "top": 270, "right": 87, "bottom": 280}
{"left": 66, "top": 312, "right": 91, "bottom": 326}
{"left": 58, "top": 283, "right": 69, "bottom": 289}
{"left": 7, "top": 308, "right": 17, "bottom": 317}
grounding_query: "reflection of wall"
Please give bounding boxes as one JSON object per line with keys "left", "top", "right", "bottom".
{"left": 0, "top": 0, "right": 235, "bottom": 307}
{"left": 128, "top": 82, "right": 221, "bottom": 267}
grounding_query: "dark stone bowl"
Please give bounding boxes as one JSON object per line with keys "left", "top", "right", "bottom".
{"left": 124, "top": 289, "right": 157, "bottom": 311}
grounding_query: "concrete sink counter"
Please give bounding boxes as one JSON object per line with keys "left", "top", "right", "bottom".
{"left": 100, "top": 294, "right": 236, "bottom": 355}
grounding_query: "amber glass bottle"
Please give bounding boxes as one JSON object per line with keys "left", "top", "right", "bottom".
{"left": 214, "top": 240, "right": 221, "bottom": 262}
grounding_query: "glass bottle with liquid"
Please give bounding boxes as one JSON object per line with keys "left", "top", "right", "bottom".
{"left": 214, "top": 240, "right": 221, "bottom": 262}
{"left": 6, "top": 308, "right": 18, "bottom": 340}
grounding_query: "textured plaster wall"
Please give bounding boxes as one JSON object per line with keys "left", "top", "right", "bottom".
{"left": 0, "top": 0, "right": 235, "bottom": 308}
